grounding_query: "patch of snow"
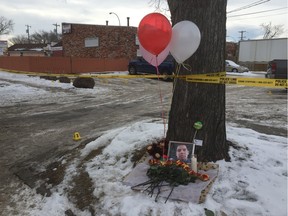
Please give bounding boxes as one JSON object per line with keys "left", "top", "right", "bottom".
{"left": 5, "top": 121, "right": 286, "bottom": 216}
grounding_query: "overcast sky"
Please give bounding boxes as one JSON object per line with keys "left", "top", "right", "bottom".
{"left": 0, "top": 0, "right": 287, "bottom": 42}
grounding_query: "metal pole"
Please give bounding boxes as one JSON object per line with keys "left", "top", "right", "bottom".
{"left": 109, "top": 12, "right": 121, "bottom": 26}
{"left": 53, "top": 23, "right": 60, "bottom": 38}
{"left": 25, "top": 25, "right": 31, "bottom": 43}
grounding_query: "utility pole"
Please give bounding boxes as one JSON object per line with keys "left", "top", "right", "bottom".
{"left": 53, "top": 23, "right": 60, "bottom": 39}
{"left": 238, "top": 30, "right": 246, "bottom": 41}
{"left": 25, "top": 25, "right": 31, "bottom": 43}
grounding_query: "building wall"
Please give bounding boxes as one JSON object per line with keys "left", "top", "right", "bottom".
{"left": 238, "top": 38, "right": 287, "bottom": 62}
{"left": 0, "top": 40, "right": 8, "bottom": 56}
{"left": 62, "top": 23, "right": 138, "bottom": 59}
{"left": 226, "top": 42, "right": 238, "bottom": 62}
{"left": 1, "top": 23, "right": 138, "bottom": 73}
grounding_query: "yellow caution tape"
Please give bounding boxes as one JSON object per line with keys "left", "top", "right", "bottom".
{"left": 1, "top": 68, "right": 287, "bottom": 89}
{"left": 0, "top": 68, "right": 224, "bottom": 79}
{"left": 186, "top": 76, "right": 288, "bottom": 89}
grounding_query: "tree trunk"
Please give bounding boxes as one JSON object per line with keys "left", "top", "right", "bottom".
{"left": 166, "top": 0, "right": 230, "bottom": 162}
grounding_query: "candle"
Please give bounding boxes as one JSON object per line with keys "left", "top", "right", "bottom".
{"left": 191, "top": 154, "right": 197, "bottom": 173}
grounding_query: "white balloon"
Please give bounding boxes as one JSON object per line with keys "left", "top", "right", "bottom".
{"left": 170, "top": 21, "right": 201, "bottom": 64}
{"left": 140, "top": 43, "right": 170, "bottom": 67}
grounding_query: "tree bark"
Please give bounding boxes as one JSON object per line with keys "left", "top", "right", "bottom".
{"left": 166, "top": 0, "right": 230, "bottom": 162}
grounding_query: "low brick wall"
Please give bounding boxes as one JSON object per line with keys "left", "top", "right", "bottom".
{"left": 0, "top": 56, "right": 129, "bottom": 74}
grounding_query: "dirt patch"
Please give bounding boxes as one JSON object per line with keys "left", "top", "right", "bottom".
{"left": 82, "top": 145, "right": 105, "bottom": 163}
{"left": 130, "top": 146, "right": 148, "bottom": 167}
{"left": 67, "top": 170, "right": 96, "bottom": 215}
{"left": 39, "top": 161, "right": 66, "bottom": 186}
{"left": 35, "top": 161, "right": 66, "bottom": 196}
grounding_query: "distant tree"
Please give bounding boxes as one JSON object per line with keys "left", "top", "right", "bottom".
{"left": 10, "top": 35, "right": 29, "bottom": 44}
{"left": 261, "top": 22, "right": 284, "bottom": 39}
{"left": 31, "top": 30, "right": 60, "bottom": 43}
{"left": 0, "top": 16, "right": 14, "bottom": 35}
{"left": 10, "top": 30, "right": 61, "bottom": 44}
{"left": 149, "top": 0, "right": 169, "bottom": 11}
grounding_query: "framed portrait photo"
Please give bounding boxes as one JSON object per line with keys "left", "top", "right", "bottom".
{"left": 167, "top": 141, "right": 194, "bottom": 163}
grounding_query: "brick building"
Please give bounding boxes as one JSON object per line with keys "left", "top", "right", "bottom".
{"left": 226, "top": 42, "right": 238, "bottom": 62}
{"left": 61, "top": 22, "right": 138, "bottom": 59}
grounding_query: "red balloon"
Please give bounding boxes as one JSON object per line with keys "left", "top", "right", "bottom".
{"left": 138, "top": 13, "right": 172, "bottom": 56}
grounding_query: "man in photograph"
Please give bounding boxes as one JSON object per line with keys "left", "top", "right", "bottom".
{"left": 176, "top": 144, "right": 191, "bottom": 163}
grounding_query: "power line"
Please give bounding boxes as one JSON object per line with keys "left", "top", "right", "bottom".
{"left": 228, "top": 7, "right": 287, "bottom": 18}
{"left": 227, "top": 0, "right": 270, "bottom": 14}
{"left": 228, "top": 12, "right": 287, "bottom": 21}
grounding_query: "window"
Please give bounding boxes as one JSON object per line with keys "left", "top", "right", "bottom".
{"left": 62, "top": 23, "right": 71, "bottom": 34}
{"left": 135, "top": 35, "right": 139, "bottom": 45}
{"left": 85, "top": 37, "right": 99, "bottom": 47}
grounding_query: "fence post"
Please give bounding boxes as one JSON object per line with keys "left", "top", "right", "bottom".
{"left": 70, "top": 56, "right": 72, "bottom": 73}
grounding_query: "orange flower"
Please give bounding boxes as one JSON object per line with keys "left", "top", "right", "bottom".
{"left": 182, "top": 164, "right": 190, "bottom": 171}
{"left": 176, "top": 160, "right": 184, "bottom": 166}
{"left": 189, "top": 170, "right": 196, "bottom": 175}
{"left": 149, "top": 159, "right": 159, "bottom": 165}
{"left": 164, "top": 160, "right": 173, "bottom": 166}
{"left": 201, "top": 174, "right": 209, "bottom": 181}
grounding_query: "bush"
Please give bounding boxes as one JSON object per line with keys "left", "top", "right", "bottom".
{"left": 73, "top": 77, "right": 95, "bottom": 89}
{"left": 59, "top": 77, "right": 71, "bottom": 83}
{"left": 40, "top": 76, "right": 57, "bottom": 81}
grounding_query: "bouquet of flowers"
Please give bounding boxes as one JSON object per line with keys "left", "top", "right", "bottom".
{"left": 132, "top": 159, "right": 209, "bottom": 202}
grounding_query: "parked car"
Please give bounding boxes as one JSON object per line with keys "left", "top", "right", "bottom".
{"left": 128, "top": 56, "right": 174, "bottom": 80}
{"left": 225, "top": 60, "right": 249, "bottom": 73}
{"left": 265, "top": 59, "right": 287, "bottom": 79}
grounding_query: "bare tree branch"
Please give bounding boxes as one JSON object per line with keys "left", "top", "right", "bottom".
{"left": 0, "top": 16, "right": 14, "bottom": 35}
{"left": 261, "top": 22, "right": 284, "bottom": 39}
{"left": 149, "top": 0, "right": 170, "bottom": 13}
{"left": 10, "top": 30, "right": 61, "bottom": 44}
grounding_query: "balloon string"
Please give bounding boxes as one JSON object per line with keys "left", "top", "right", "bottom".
{"left": 164, "top": 62, "right": 193, "bottom": 137}
{"left": 155, "top": 57, "right": 167, "bottom": 138}
{"left": 166, "top": 62, "right": 192, "bottom": 124}
{"left": 181, "top": 63, "right": 192, "bottom": 71}
{"left": 166, "top": 63, "right": 181, "bottom": 124}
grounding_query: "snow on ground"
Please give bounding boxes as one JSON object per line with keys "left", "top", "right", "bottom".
{"left": 0, "top": 70, "right": 265, "bottom": 107}
{"left": 226, "top": 71, "right": 267, "bottom": 78}
{"left": 0, "top": 71, "right": 111, "bottom": 107}
{"left": 6, "top": 121, "right": 287, "bottom": 216}
{"left": 1, "top": 70, "right": 287, "bottom": 216}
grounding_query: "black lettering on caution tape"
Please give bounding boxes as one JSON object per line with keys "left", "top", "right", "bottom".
{"left": 238, "top": 80, "right": 256, "bottom": 84}
{"left": 257, "top": 81, "right": 274, "bottom": 84}
{"left": 275, "top": 79, "right": 288, "bottom": 87}
{"left": 220, "top": 77, "right": 237, "bottom": 84}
